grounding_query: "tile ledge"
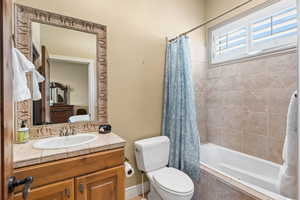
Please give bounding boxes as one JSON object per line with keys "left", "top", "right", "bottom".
{"left": 200, "top": 164, "right": 275, "bottom": 200}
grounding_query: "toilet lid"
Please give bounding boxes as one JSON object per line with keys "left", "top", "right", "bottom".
{"left": 153, "top": 167, "right": 194, "bottom": 194}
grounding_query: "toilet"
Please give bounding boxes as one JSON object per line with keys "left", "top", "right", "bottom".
{"left": 135, "top": 136, "right": 194, "bottom": 200}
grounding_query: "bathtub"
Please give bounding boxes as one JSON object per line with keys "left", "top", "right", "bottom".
{"left": 200, "top": 143, "right": 293, "bottom": 200}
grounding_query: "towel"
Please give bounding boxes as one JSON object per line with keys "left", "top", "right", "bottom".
{"left": 12, "top": 48, "right": 32, "bottom": 102}
{"left": 12, "top": 48, "right": 44, "bottom": 102}
{"left": 277, "top": 91, "right": 298, "bottom": 199}
{"left": 68, "top": 114, "right": 91, "bottom": 123}
{"left": 31, "top": 69, "right": 45, "bottom": 101}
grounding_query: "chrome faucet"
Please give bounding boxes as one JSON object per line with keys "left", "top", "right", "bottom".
{"left": 59, "top": 127, "right": 77, "bottom": 136}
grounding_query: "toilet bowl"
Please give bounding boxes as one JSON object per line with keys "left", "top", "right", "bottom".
{"left": 134, "top": 136, "right": 194, "bottom": 200}
{"left": 148, "top": 167, "right": 194, "bottom": 200}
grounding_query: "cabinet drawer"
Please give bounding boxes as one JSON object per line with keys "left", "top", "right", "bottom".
{"left": 14, "top": 148, "right": 124, "bottom": 193}
{"left": 14, "top": 179, "right": 74, "bottom": 200}
{"left": 76, "top": 166, "right": 125, "bottom": 200}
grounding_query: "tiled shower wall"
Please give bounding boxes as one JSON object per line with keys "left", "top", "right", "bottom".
{"left": 195, "top": 51, "right": 297, "bottom": 163}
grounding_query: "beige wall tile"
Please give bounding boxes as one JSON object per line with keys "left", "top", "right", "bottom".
{"left": 221, "top": 64, "right": 240, "bottom": 77}
{"left": 268, "top": 139, "right": 284, "bottom": 164}
{"left": 243, "top": 112, "right": 268, "bottom": 136}
{"left": 243, "top": 89, "right": 267, "bottom": 112}
{"left": 206, "top": 91, "right": 224, "bottom": 107}
{"left": 241, "top": 73, "right": 270, "bottom": 91}
{"left": 242, "top": 133, "right": 268, "bottom": 159}
{"left": 207, "top": 67, "right": 222, "bottom": 79}
{"left": 207, "top": 107, "right": 224, "bottom": 127}
{"left": 240, "top": 59, "right": 268, "bottom": 77}
{"left": 223, "top": 91, "right": 243, "bottom": 107}
{"left": 220, "top": 76, "right": 242, "bottom": 91}
{"left": 268, "top": 88, "right": 291, "bottom": 114}
{"left": 220, "top": 128, "right": 242, "bottom": 151}
{"left": 206, "top": 78, "right": 222, "bottom": 92}
{"left": 266, "top": 53, "right": 297, "bottom": 73}
{"left": 268, "top": 113, "right": 286, "bottom": 141}
{"left": 223, "top": 106, "right": 245, "bottom": 130}
{"left": 207, "top": 125, "right": 221, "bottom": 145}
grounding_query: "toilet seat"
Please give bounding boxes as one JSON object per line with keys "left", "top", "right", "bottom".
{"left": 152, "top": 167, "right": 194, "bottom": 196}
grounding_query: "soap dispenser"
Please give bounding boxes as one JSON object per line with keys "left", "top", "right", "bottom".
{"left": 16, "top": 120, "right": 29, "bottom": 144}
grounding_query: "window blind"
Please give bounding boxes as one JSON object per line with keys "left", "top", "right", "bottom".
{"left": 210, "top": 0, "right": 297, "bottom": 64}
{"left": 215, "top": 28, "right": 247, "bottom": 55}
{"left": 251, "top": 7, "right": 297, "bottom": 44}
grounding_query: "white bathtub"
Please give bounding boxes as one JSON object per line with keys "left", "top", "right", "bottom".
{"left": 200, "top": 143, "right": 293, "bottom": 200}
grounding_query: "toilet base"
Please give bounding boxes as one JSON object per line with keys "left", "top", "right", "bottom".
{"left": 147, "top": 184, "right": 163, "bottom": 200}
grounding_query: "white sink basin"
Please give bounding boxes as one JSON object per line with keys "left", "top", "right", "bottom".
{"left": 33, "top": 134, "right": 97, "bottom": 150}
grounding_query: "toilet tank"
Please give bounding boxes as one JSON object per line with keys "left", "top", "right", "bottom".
{"left": 135, "top": 136, "right": 170, "bottom": 172}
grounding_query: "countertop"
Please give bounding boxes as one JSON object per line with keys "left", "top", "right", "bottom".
{"left": 13, "top": 132, "right": 126, "bottom": 169}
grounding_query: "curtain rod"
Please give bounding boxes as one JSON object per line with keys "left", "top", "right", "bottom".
{"left": 168, "top": 0, "right": 253, "bottom": 42}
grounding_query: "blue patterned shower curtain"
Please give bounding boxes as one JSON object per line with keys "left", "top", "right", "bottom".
{"left": 162, "top": 36, "right": 200, "bottom": 180}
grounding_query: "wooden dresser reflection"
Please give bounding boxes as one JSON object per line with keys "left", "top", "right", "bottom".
{"left": 50, "top": 104, "right": 74, "bottom": 123}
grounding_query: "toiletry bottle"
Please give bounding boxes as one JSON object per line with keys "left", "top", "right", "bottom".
{"left": 16, "top": 120, "right": 29, "bottom": 144}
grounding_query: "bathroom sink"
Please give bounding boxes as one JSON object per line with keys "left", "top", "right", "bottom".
{"left": 33, "top": 134, "right": 97, "bottom": 150}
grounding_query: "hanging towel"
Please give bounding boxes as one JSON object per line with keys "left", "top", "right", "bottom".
{"left": 277, "top": 91, "right": 298, "bottom": 199}
{"left": 12, "top": 48, "right": 44, "bottom": 102}
{"left": 12, "top": 48, "right": 32, "bottom": 102}
{"left": 31, "top": 69, "right": 45, "bottom": 101}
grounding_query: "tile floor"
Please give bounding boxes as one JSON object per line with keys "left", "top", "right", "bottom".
{"left": 130, "top": 196, "right": 143, "bottom": 200}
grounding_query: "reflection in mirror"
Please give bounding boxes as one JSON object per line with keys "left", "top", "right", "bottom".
{"left": 31, "top": 22, "right": 97, "bottom": 126}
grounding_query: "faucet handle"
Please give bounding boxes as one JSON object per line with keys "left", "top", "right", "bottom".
{"left": 71, "top": 127, "right": 77, "bottom": 135}
{"left": 59, "top": 127, "right": 67, "bottom": 136}
{"left": 59, "top": 128, "right": 64, "bottom": 136}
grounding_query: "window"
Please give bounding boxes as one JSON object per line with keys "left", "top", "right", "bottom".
{"left": 210, "top": 0, "right": 297, "bottom": 64}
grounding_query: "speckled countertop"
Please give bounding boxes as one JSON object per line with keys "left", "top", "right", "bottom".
{"left": 13, "top": 132, "right": 126, "bottom": 169}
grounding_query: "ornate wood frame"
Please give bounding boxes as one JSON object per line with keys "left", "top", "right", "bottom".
{"left": 14, "top": 4, "right": 107, "bottom": 139}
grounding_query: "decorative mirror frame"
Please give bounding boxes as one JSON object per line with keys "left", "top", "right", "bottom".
{"left": 14, "top": 4, "right": 108, "bottom": 139}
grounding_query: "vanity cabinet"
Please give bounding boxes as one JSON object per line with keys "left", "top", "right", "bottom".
{"left": 76, "top": 166, "right": 124, "bottom": 200}
{"left": 14, "top": 148, "right": 125, "bottom": 200}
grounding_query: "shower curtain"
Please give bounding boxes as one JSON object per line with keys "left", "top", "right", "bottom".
{"left": 162, "top": 35, "right": 200, "bottom": 180}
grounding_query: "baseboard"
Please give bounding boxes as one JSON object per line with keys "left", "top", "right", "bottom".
{"left": 126, "top": 181, "right": 150, "bottom": 200}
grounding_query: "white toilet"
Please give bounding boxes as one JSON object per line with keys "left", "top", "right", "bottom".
{"left": 135, "top": 136, "right": 194, "bottom": 200}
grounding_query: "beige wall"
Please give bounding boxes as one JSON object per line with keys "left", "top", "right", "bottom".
{"left": 204, "top": 0, "right": 272, "bottom": 26}
{"left": 15, "top": 0, "right": 206, "bottom": 187}
{"left": 50, "top": 61, "right": 89, "bottom": 107}
{"left": 196, "top": 0, "right": 297, "bottom": 163}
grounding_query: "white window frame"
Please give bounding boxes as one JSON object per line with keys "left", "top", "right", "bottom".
{"left": 209, "top": 0, "right": 297, "bottom": 65}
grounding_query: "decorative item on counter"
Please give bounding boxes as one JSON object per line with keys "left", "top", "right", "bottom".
{"left": 16, "top": 120, "right": 29, "bottom": 144}
{"left": 99, "top": 124, "right": 111, "bottom": 134}
{"left": 124, "top": 157, "right": 135, "bottom": 178}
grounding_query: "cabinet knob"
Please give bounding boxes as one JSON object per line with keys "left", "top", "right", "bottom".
{"left": 79, "top": 184, "right": 84, "bottom": 193}
{"left": 65, "top": 188, "right": 70, "bottom": 198}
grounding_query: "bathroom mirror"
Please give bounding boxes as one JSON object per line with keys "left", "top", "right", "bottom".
{"left": 14, "top": 4, "right": 108, "bottom": 138}
{"left": 31, "top": 22, "right": 97, "bottom": 125}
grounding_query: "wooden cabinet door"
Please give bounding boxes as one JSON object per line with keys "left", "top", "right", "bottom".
{"left": 75, "top": 166, "right": 125, "bottom": 200}
{"left": 14, "top": 179, "right": 74, "bottom": 200}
